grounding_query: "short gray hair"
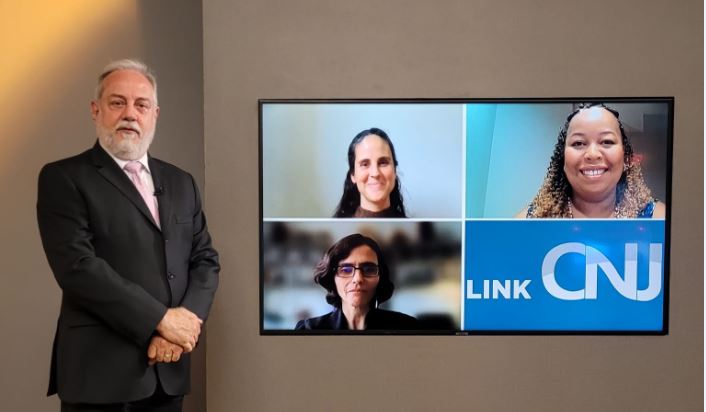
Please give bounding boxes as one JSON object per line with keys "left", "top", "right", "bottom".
{"left": 95, "top": 59, "right": 158, "bottom": 103}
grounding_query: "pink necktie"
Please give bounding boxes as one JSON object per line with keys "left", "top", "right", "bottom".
{"left": 124, "top": 161, "right": 160, "bottom": 227}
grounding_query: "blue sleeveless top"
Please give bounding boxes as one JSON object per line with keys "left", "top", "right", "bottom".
{"left": 637, "top": 201, "right": 655, "bottom": 218}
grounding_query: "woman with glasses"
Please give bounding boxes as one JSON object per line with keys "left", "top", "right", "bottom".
{"left": 295, "top": 233, "right": 418, "bottom": 330}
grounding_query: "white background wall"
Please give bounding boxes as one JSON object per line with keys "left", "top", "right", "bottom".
{"left": 263, "top": 103, "right": 463, "bottom": 218}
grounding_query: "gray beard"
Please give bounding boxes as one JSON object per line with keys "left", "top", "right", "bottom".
{"left": 98, "top": 127, "right": 154, "bottom": 160}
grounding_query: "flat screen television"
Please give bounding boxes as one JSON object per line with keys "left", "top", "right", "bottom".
{"left": 260, "top": 98, "right": 672, "bottom": 335}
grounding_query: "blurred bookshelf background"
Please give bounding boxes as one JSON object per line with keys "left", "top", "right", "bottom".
{"left": 263, "top": 221, "right": 462, "bottom": 330}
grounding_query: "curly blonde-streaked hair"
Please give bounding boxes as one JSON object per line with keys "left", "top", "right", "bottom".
{"left": 527, "top": 103, "right": 654, "bottom": 218}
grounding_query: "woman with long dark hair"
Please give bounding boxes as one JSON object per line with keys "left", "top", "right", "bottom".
{"left": 333, "top": 128, "right": 407, "bottom": 218}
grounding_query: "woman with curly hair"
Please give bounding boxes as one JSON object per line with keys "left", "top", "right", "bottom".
{"left": 517, "top": 104, "right": 666, "bottom": 218}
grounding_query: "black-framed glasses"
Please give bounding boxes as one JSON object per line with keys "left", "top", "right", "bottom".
{"left": 336, "top": 263, "right": 379, "bottom": 278}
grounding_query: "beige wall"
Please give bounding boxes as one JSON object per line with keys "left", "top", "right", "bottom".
{"left": 203, "top": 1, "right": 703, "bottom": 411}
{"left": 1, "top": 1, "right": 702, "bottom": 411}
{"left": 0, "top": 1, "right": 205, "bottom": 411}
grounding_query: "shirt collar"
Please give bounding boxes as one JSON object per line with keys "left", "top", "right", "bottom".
{"left": 99, "top": 140, "right": 151, "bottom": 174}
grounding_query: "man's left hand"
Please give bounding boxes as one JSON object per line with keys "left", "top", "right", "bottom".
{"left": 147, "top": 336, "right": 184, "bottom": 365}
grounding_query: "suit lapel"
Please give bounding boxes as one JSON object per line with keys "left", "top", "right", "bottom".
{"left": 90, "top": 142, "right": 161, "bottom": 231}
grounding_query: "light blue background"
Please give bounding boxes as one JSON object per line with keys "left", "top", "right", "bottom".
{"left": 466, "top": 103, "right": 569, "bottom": 217}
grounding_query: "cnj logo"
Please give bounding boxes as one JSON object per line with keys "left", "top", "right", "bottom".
{"left": 542, "top": 243, "right": 663, "bottom": 302}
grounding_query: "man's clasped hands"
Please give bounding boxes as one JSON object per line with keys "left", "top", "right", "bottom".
{"left": 148, "top": 307, "right": 203, "bottom": 365}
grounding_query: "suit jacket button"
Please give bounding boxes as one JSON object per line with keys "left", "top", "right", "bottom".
{"left": 168, "top": 273, "right": 175, "bottom": 279}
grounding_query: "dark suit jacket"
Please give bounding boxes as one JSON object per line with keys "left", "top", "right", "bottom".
{"left": 295, "top": 308, "right": 418, "bottom": 330}
{"left": 37, "top": 142, "right": 219, "bottom": 404}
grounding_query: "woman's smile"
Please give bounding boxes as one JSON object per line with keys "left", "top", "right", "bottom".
{"left": 350, "top": 134, "right": 396, "bottom": 212}
{"left": 563, "top": 107, "right": 625, "bottom": 203}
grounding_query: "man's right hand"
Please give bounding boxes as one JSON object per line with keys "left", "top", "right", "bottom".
{"left": 156, "top": 307, "right": 203, "bottom": 352}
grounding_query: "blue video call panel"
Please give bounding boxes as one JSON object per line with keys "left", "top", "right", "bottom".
{"left": 464, "top": 220, "right": 664, "bottom": 331}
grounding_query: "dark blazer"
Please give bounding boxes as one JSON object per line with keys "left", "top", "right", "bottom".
{"left": 37, "top": 142, "right": 219, "bottom": 404}
{"left": 295, "top": 308, "right": 418, "bottom": 331}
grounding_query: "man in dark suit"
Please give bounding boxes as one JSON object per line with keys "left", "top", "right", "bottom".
{"left": 37, "top": 59, "right": 219, "bottom": 411}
